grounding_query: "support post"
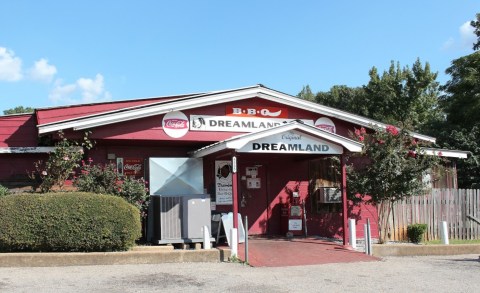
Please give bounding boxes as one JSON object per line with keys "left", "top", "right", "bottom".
{"left": 244, "top": 216, "right": 249, "bottom": 264}
{"left": 341, "top": 154, "right": 348, "bottom": 246}
{"left": 232, "top": 154, "right": 239, "bottom": 230}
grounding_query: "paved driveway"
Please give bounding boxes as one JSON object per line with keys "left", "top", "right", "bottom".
{"left": 236, "top": 237, "right": 378, "bottom": 266}
{"left": 0, "top": 254, "right": 479, "bottom": 292}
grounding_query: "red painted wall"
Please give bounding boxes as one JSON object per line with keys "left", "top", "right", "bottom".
{"left": 202, "top": 153, "right": 378, "bottom": 239}
{"left": 0, "top": 114, "right": 38, "bottom": 147}
{"left": 84, "top": 97, "right": 355, "bottom": 143}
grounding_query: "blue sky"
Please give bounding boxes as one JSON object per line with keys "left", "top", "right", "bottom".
{"left": 0, "top": 1, "right": 478, "bottom": 113}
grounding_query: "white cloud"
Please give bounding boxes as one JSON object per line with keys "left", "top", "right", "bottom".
{"left": 0, "top": 47, "right": 23, "bottom": 81}
{"left": 28, "top": 58, "right": 57, "bottom": 82}
{"left": 460, "top": 20, "right": 475, "bottom": 48}
{"left": 49, "top": 74, "right": 112, "bottom": 105}
{"left": 442, "top": 20, "right": 476, "bottom": 51}
{"left": 441, "top": 37, "right": 455, "bottom": 50}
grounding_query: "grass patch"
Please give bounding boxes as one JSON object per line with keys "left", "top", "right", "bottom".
{"left": 425, "top": 239, "right": 480, "bottom": 245}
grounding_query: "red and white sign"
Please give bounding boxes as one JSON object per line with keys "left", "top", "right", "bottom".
{"left": 315, "top": 117, "right": 336, "bottom": 133}
{"left": 117, "top": 158, "right": 144, "bottom": 177}
{"left": 163, "top": 111, "right": 189, "bottom": 138}
{"left": 226, "top": 106, "right": 288, "bottom": 118}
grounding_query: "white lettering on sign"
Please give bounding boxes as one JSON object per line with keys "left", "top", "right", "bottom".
{"left": 190, "top": 115, "right": 314, "bottom": 132}
{"left": 124, "top": 164, "right": 142, "bottom": 172}
{"left": 226, "top": 106, "right": 288, "bottom": 118}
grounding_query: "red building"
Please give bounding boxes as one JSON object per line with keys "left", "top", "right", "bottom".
{"left": 0, "top": 85, "right": 467, "bottom": 241}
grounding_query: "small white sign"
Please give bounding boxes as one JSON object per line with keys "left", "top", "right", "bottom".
{"left": 215, "top": 160, "right": 233, "bottom": 205}
{"left": 288, "top": 219, "right": 303, "bottom": 231}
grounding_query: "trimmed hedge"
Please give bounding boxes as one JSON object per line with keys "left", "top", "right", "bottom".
{"left": 0, "top": 192, "right": 141, "bottom": 252}
{"left": 407, "top": 223, "right": 428, "bottom": 243}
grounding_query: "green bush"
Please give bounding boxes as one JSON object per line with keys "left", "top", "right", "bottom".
{"left": 75, "top": 161, "right": 149, "bottom": 219}
{"left": 407, "top": 224, "right": 428, "bottom": 243}
{"left": 0, "top": 192, "right": 141, "bottom": 252}
{"left": 0, "top": 184, "right": 9, "bottom": 197}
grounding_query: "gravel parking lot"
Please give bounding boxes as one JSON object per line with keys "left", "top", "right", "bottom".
{"left": 0, "top": 254, "right": 479, "bottom": 292}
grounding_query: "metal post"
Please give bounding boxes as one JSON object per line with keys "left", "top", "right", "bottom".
{"left": 441, "top": 221, "right": 449, "bottom": 245}
{"left": 231, "top": 228, "right": 238, "bottom": 257}
{"left": 341, "top": 155, "right": 348, "bottom": 246}
{"left": 349, "top": 218, "right": 356, "bottom": 249}
{"left": 244, "top": 216, "right": 249, "bottom": 264}
{"left": 203, "top": 225, "right": 211, "bottom": 249}
{"left": 232, "top": 155, "right": 239, "bottom": 230}
{"left": 364, "top": 223, "right": 368, "bottom": 254}
{"left": 366, "top": 218, "right": 372, "bottom": 255}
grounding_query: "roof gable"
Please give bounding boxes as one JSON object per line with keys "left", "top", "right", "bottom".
{"left": 36, "top": 84, "right": 435, "bottom": 142}
{"left": 190, "top": 121, "right": 363, "bottom": 158}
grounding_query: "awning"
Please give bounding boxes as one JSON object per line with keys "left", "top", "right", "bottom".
{"left": 190, "top": 120, "right": 363, "bottom": 158}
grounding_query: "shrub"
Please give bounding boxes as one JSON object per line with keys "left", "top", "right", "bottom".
{"left": 75, "top": 161, "right": 149, "bottom": 219}
{"left": 407, "top": 224, "right": 428, "bottom": 243}
{"left": 0, "top": 192, "right": 141, "bottom": 252}
{"left": 29, "top": 131, "right": 93, "bottom": 192}
{"left": 0, "top": 184, "right": 9, "bottom": 197}
{"left": 75, "top": 161, "right": 118, "bottom": 195}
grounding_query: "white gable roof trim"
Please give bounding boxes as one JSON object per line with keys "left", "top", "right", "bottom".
{"left": 420, "top": 148, "right": 470, "bottom": 159}
{"left": 36, "top": 85, "right": 436, "bottom": 143}
{"left": 190, "top": 121, "right": 364, "bottom": 158}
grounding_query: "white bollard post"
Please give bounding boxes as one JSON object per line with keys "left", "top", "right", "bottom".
{"left": 364, "top": 223, "right": 368, "bottom": 254}
{"left": 348, "top": 218, "right": 356, "bottom": 249}
{"left": 203, "top": 225, "right": 211, "bottom": 249}
{"left": 441, "top": 221, "right": 449, "bottom": 245}
{"left": 231, "top": 228, "right": 238, "bottom": 257}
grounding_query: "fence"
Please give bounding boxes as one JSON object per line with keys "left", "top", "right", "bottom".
{"left": 390, "top": 189, "right": 480, "bottom": 241}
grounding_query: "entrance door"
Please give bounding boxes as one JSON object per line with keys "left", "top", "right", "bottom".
{"left": 238, "top": 163, "right": 268, "bottom": 235}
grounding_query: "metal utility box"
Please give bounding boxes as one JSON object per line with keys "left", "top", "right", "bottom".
{"left": 150, "top": 194, "right": 211, "bottom": 244}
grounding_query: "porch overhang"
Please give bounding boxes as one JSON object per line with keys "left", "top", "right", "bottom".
{"left": 190, "top": 121, "right": 363, "bottom": 158}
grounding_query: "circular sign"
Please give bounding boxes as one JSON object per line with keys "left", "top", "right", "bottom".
{"left": 162, "top": 111, "right": 189, "bottom": 138}
{"left": 314, "top": 117, "right": 336, "bottom": 133}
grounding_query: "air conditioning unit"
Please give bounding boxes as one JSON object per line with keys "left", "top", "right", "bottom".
{"left": 318, "top": 187, "right": 341, "bottom": 203}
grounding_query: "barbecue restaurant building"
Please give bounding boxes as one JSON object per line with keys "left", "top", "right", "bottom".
{"left": 0, "top": 85, "right": 467, "bottom": 242}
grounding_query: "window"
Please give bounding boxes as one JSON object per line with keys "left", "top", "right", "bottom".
{"left": 308, "top": 157, "right": 341, "bottom": 213}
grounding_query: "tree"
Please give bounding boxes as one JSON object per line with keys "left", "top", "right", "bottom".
{"left": 363, "top": 59, "right": 441, "bottom": 132}
{"left": 347, "top": 126, "right": 438, "bottom": 243}
{"left": 440, "top": 52, "right": 480, "bottom": 129}
{"left": 315, "top": 85, "right": 367, "bottom": 115}
{"left": 3, "top": 106, "right": 34, "bottom": 115}
{"left": 300, "top": 59, "right": 442, "bottom": 133}
{"left": 297, "top": 85, "right": 315, "bottom": 102}
{"left": 434, "top": 51, "right": 480, "bottom": 188}
{"left": 471, "top": 13, "right": 480, "bottom": 51}
{"left": 29, "top": 131, "right": 93, "bottom": 192}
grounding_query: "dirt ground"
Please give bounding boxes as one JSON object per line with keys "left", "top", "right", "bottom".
{"left": 0, "top": 254, "right": 479, "bottom": 292}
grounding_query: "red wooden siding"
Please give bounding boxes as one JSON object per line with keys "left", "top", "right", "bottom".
{"left": 0, "top": 114, "right": 38, "bottom": 147}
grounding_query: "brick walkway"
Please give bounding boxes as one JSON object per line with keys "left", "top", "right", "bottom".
{"left": 235, "top": 237, "right": 379, "bottom": 267}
